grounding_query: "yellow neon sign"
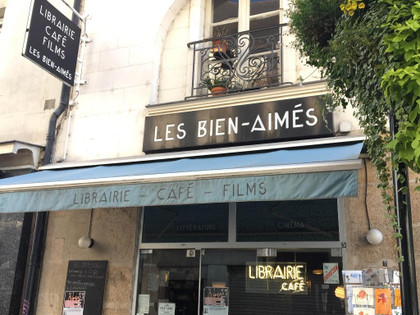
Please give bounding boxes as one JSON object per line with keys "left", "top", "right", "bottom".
{"left": 246, "top": 263, "right": 307, "bottom": 294}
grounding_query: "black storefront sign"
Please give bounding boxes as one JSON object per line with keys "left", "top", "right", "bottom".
{"left": 143, "top": 96, "right": 333, "bottom": 153}
{"left": 23, "top": 0, "right": 81, "bottom": 86}
{"left": 63, "top": 260, "right": 107, "bottom": 315}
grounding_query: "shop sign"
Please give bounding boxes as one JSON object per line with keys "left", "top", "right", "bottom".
{"left": 23, "top": 0, "right": 81, "bottom": 86}
{"left": 0, "top": 170, "right": 358, "bottom": 213}
{"left": 246, "top": 262, "right": 307, "bottom": 295}
{"left": 143, "top": 96, "right": 333, "bottom": 152}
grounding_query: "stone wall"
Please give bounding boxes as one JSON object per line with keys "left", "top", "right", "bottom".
{"left": 0, "top": 213, "right": 31, "bottom": 315}
{"left": 36, "top": 208, "right": 139, "bottom": 315}
{"left": 345, "top": 160, "right": 420, "bottom": 307}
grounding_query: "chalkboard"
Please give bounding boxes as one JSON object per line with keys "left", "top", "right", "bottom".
{"left": 63, "top": 260, "right": 107, "bottom": 315}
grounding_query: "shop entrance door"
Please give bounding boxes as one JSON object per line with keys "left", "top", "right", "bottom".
{"left": 201, "top": 249, "right": 344, "bottom": 315}
{"left": 137, "top": 249, "right": 200, "bottom": 315}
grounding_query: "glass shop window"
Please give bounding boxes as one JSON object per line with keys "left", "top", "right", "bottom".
{"left": 136, "top": 249, "right": 345, "bottom": 315}
{"left": 236, "top": 199, "right": 339, "bottom": 242}
{"left": 142, "top": 203, "right": 229, "bottom": 243}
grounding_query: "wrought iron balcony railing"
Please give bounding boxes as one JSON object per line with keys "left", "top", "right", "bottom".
{"left": 187, "top": 24, "right": 290, "bottom": 99}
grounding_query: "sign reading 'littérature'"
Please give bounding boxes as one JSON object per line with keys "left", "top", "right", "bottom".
{"left": 23, "top": 0, "right": 81, "bottom": 86}
{"left": 143, "top": 96, "right": 333, "bottom": 153}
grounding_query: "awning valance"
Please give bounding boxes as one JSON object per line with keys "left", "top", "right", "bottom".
{"left": 0, "top": 141, "right": 363, "bottom": 213}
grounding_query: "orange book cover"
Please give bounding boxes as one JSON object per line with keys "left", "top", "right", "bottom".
{"left": 375, "top": 288, "right": 391, "bottom": 315}
{"left": 394, "top": 288, "right": 401, "bottom": 307}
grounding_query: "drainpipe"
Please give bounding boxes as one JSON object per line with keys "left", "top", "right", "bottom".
{"left": 21, "top": 85, "right": 71, "bottom": 315}
{"left": 389, "top": 112, "right": 419, "bottom": 315}
{"left": 21, "top": 0, "right": 81, "bottom": 313}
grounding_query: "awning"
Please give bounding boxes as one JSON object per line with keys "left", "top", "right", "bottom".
{"left": 0, "top": 140, "right": 364, "bottom": 213}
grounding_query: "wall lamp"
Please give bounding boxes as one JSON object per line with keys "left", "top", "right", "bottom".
{"left": 366, "top": 228, "right": 383, "bottom": 246}
{"left": 78, "top": 236, "right": 94, "bottom": 248}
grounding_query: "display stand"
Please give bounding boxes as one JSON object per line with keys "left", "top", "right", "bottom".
{"left": 343, "top": 269, "right": 402, "bottom": 315}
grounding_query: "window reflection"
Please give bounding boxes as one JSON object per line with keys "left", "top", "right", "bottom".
{"left": 250, "top": 0, "right": 279, "bottom": 16}
{"left": 137, "top": 249, "right": 345, "bottom": 315}
{"left": 237, "top": 200, "right": 339, "bottom": 242}
{"left": 213, "top": 0, "right": 238, "bottom": 23}
{"left": 142, "top": 204, "right": 229, "bottom": 243}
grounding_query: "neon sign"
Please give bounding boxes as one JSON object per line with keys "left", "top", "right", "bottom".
{"left": 246, "top": 262, "right": 307, "bottom": 295}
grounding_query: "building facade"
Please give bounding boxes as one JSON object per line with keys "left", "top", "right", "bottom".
{"left": 0, "top": 0, "right": 419, "bottom": 314}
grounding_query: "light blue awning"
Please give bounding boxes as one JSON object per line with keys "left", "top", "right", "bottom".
{"left": 0, "top": 141, "right": 363, "bottom": 213}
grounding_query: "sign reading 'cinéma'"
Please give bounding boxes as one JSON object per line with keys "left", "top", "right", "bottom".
{"left": 23, "top": 0, "right": 81, "bottom": 86}
{"left": 143, "top": 96, "right": 333, "bottom": 152}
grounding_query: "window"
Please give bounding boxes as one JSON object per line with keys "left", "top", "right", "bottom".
{"left": 136, "top": 249, "right": 345, "bottom": 315}
{"left": 0, "top": 7, "right": 5, "bottom": 33}
{"left": 142, "top": 204, "right": 229, "bottom": 243}
{"left": 187, "top": 0, "right": 286, "bottom": 98}
{"left": 137, "top": 200, "right": 345, "bottom": 314}
{"left": 210, "top": 0, "right": 282, "bottom": 36}
{"left": 236, "top": 200, "right": 339, "bottom": 242}
{"left": 141, "top": 200, "right": 340, "bottom": 245}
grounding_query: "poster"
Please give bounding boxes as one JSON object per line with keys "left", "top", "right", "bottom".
{"left": 62, "top": 291, "right": 85, "bottom": 315}
{"left": 203, "top": 287, "right": 229, "bottom": 315}
{"left": 346, "top": 285, "right": 355, "bottom": 313}
{"left": 392, "top": 271, "right": 400, "bottom": 284}
{"left": 375, "top": 288, "right": 392, "bottom": 315}
{"left": 137, "top": 294, "right": 150, "bottom": 314}
{"left": 343, "top": 270, "right": 363, "bottom": 284}
{"left": 323, "top": 263, "right": 339, "bottom": 284}
{"left": 353, "top": 307, "right": 375, "bottom": 315}
{"left": 394, "top": 289, "right": 401, "bottom": 308}
{"left": 158, "top": 303, "right": 175, "bottom": 315}
{"left": 353, "top": 287, "right": 375, "bottom": 307}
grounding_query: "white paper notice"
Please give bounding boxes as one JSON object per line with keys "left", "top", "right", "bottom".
{"left": 203, "top": 305, "right": 229, "bottom": 315}
{"left": 138, "top": 294, "right": 150, "bottom": 314}
{"left": 158, "top": 303, "right": 175, "bottom": 315}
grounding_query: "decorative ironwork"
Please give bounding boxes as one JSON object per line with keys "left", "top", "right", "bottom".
{"left": 187, "top": 24, "right": 289, "bottom": 99}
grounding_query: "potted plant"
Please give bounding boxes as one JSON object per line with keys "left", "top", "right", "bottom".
{"left": 211, "top": 27, "right": 229, "bottom": 56}
{"left": 202, "top": 77, "right": 230, "bottom": 95}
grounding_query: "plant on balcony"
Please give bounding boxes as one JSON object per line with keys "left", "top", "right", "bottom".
{"left": 211, "top": 27, "right": 230, "bottom": 58}
{"left": 202, "top": 77, "right": 230, "bottom": 95}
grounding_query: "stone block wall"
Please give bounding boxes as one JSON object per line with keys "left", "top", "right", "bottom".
{"left": 36, "top": 207, "right": 139, "bottom": 315}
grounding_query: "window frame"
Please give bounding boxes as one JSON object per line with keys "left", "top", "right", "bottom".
{"left": 206, "top": 0, "right": 285, "bottom": 37}
{"left": 138, "top": 199, "right": 347, "bottom": 250}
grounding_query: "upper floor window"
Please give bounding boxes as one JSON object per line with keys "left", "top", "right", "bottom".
{"left": 210, "top": 0, "right": 282, "bottom": 36}
{"left": 186, "top": 0, "right": 286, "bottom": 99}
{"left": 0, "top": 7, "right": 5, "bottom": 33}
